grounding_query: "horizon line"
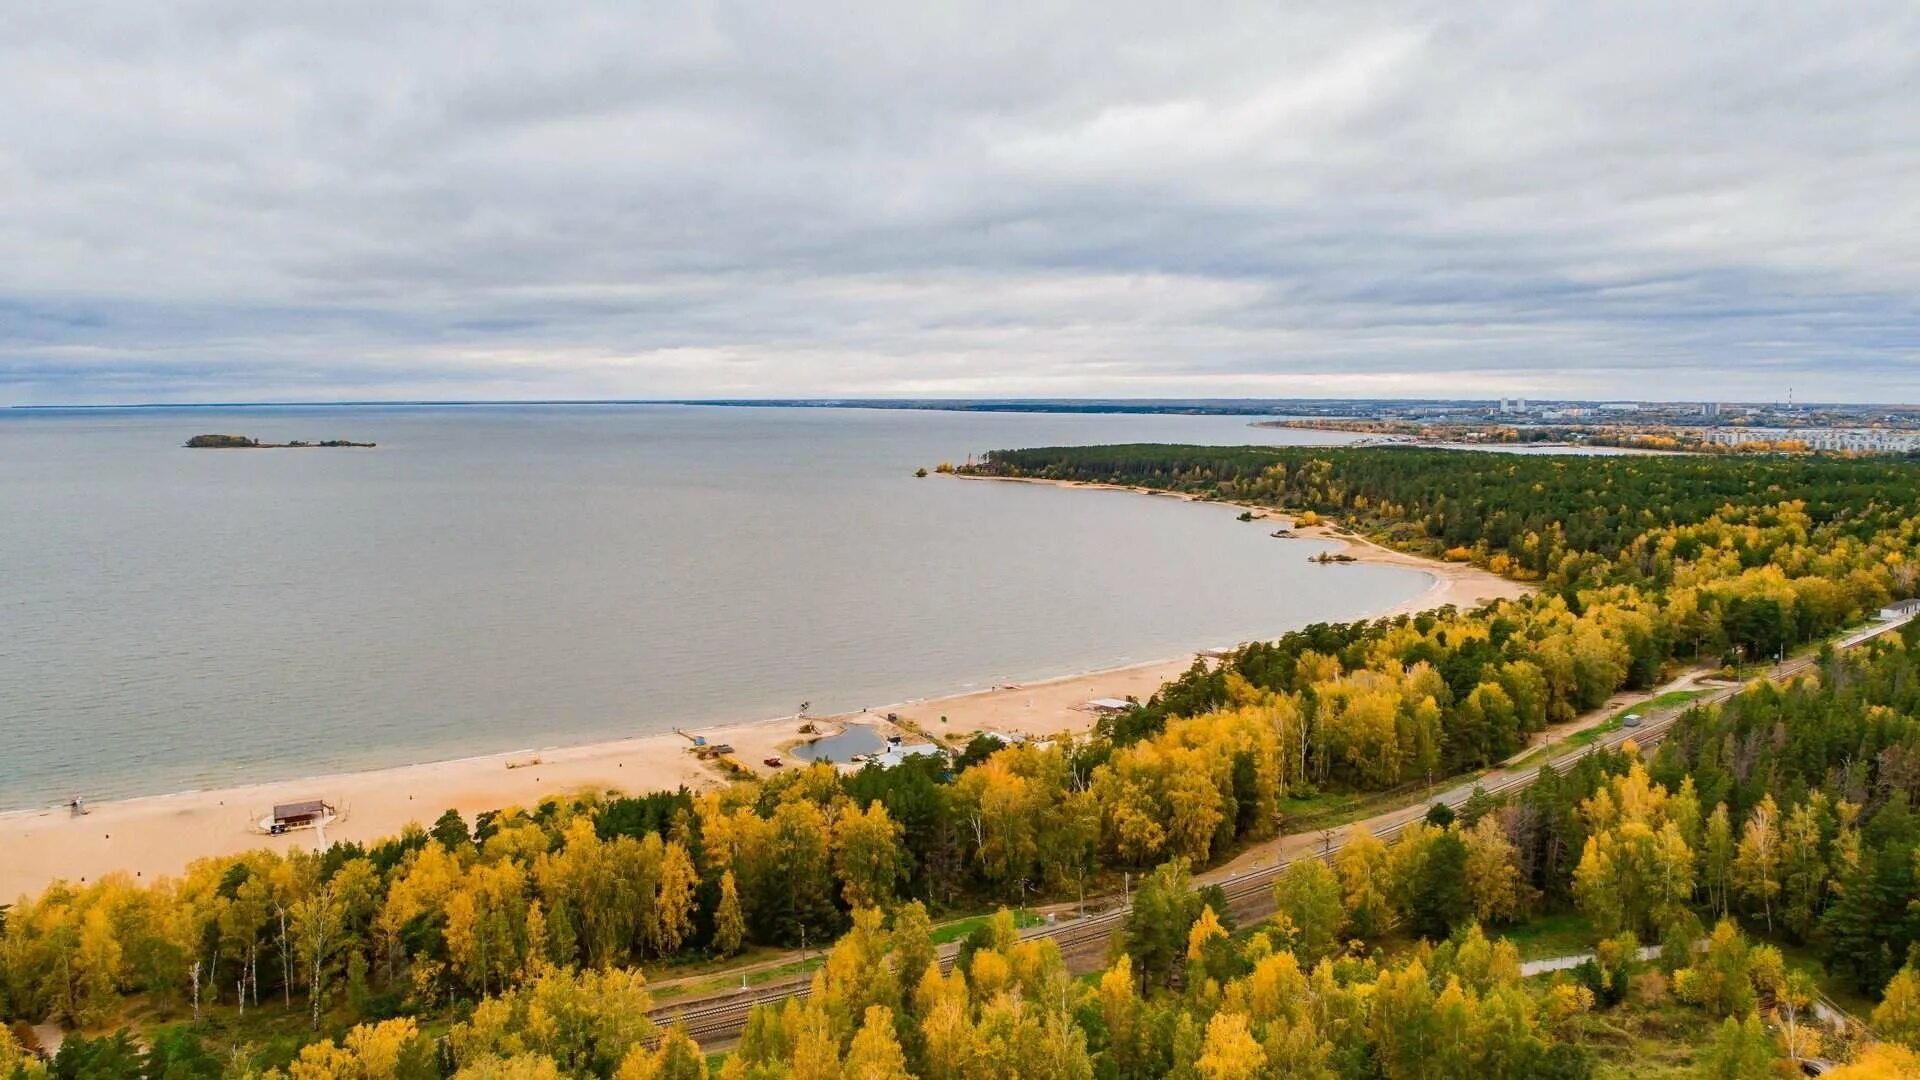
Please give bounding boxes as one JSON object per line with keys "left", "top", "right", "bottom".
{"left": 9, "top": 395, "right": 1911, "bottom": 410}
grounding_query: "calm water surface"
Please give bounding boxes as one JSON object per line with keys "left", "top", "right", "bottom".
{"left": 0, "top": 405, "right": 1430, "bottom": 808}
{"left": 789, "top": 726, "right": 891, "bottom": 764}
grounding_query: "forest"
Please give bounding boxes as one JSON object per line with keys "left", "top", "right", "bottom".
{"left": 968, "top": 445, "right": 1920, "bottom": 585}
{"left": 6, "top": 446, "right": 1920, "bottom": 1077}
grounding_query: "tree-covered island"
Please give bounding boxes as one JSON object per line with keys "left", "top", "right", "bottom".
{"left": 184, "top": 435, "right": 376, "bottom": 449}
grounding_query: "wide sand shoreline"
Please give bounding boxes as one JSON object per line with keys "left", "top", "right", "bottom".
{"left": 0, "top": 481, "right": 1526, "bottom": 902}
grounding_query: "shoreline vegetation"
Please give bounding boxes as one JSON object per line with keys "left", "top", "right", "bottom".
{"left": 184, "top": 434, "right": 375, "bottom": 448}
{"left": 0, "top": 480, "right": 1516, "bottom": 901}
{"left": 10, "top": 443, "right": 1920, "bottom": 1077}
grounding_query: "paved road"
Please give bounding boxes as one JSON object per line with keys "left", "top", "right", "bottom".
{"left": 1518, "top": 945, "right": 1661, "bottom": 977}
{"left": 648, "top": 613, "right": 1915, "bottom": 1045}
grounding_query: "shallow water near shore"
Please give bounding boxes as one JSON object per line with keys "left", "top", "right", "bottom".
{"left": 0, "top": 404, "right": 1430, "bottom": 809}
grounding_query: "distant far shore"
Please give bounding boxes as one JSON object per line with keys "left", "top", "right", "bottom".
{"left": 185, "top": 433, "right": 375, "bottom": 448}
{"left": 0, "top": 478, "right": 1527, "bottom": 901}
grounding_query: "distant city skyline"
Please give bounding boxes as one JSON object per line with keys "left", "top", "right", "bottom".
{"left": 10, "top": 395, "right": 1911, "bottom": 411}
{"left": 4, "top": 4, "right": 1919, "bottom": 405}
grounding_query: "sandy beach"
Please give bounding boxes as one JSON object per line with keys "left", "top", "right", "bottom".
{"left": 0, "top": 668, "right": 1190, "bottom": 900}
{"left": 0, "top": 485, "right": 1526, "bottom": 902}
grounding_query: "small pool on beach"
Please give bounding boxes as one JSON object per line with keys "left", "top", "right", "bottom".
{"left": 791, "top": 724, "right": 889, "bottom": 763}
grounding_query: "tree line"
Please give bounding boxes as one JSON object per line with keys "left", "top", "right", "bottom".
{"left": 968, "top": 444, "right": 1920, "bottom": 600}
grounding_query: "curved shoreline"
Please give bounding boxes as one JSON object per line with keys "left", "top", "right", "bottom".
{"left": 0, "top": 478, "right": 1529, "bottom": 901}
{"left": 948, "top": 472, "right": 1530, "bottom": 618}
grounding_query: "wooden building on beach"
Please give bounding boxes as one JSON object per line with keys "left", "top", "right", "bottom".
{"left": 269, "top": 799, "right": 334, "bottom": 833}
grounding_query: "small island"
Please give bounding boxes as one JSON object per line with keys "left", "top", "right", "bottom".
{"left": 184, "top": 434, "right": 375, "bottom": 449}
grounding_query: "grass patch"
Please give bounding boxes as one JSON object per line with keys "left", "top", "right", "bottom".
{"left": 1633, "top": 689, "right": 1710, "bottom": 714}
{"left": 1570, "top": 690, "right": 1711, "bottom": 749}
{"left": 1558, "top": 717, "right": 1620, "bottom": 752}
{"left": 1281, "top": 777, "right": 1479, "bottom": 835}
{"left": 1278, "top": 788, "right": 1375, "bottom": 821}
{"left": 1511, "top": 689, "right": 1713, "bottom": 771}
{"left": 646, "top": 942, "right": 808, "bottom": 983}
{"left": 1580, "top": 1000, "right": 1720, "bottom": 1078}
{"left": 651, "top": 957, "right": 824, "bottom": 1004}
{"left": 930, "top": 909, "right": 1044, "bottom": 945}
{"left": 1496, "top": 911, "right": 1597, "bottom": 961}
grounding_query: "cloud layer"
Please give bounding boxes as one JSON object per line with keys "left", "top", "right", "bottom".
{"left": 4, "top": 2, "right": 1918, "bottom": 403}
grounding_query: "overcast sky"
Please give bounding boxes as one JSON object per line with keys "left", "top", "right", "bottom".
{"left": 4, "top": 3, "right": 1918, "bottom": 405}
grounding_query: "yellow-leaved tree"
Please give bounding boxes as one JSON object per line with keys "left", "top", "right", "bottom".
{"left": 1870, "top": 966, "right": 1920, "bottom": 1050}
{"left": 840, "top": 1005, "right": 913, "bottom": 1080}
{"left": 1194, "top": 1011, "right": 1265, "bottom": 1080}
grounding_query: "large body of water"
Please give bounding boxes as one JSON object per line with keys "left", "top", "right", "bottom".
{"left": 0, "top": 405, "right": 1432, "bottom": 809}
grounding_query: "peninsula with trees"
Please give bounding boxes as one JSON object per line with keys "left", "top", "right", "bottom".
{"left": 184, "top": 434, "right": 375, "bottom": 449}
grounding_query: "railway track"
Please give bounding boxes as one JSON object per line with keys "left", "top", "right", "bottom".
{"left": 647, "top": 620, "right": 1902, "bottom": 1046}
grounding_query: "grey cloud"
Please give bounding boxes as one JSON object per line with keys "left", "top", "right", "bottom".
{"left": 2, "top": 2, "right": 1918, "bottom": 403}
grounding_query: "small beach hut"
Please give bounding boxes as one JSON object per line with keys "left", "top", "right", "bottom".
{"left": 271, "top": 799, "right": 334, "bottom": 831}
{"left": 1086, "top": 697, "right": 1134, "bottom": 715}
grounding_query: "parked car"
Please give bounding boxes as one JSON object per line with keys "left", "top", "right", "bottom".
{"left": 1621, "top": 713, "right": 1642, "bottom": 727}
